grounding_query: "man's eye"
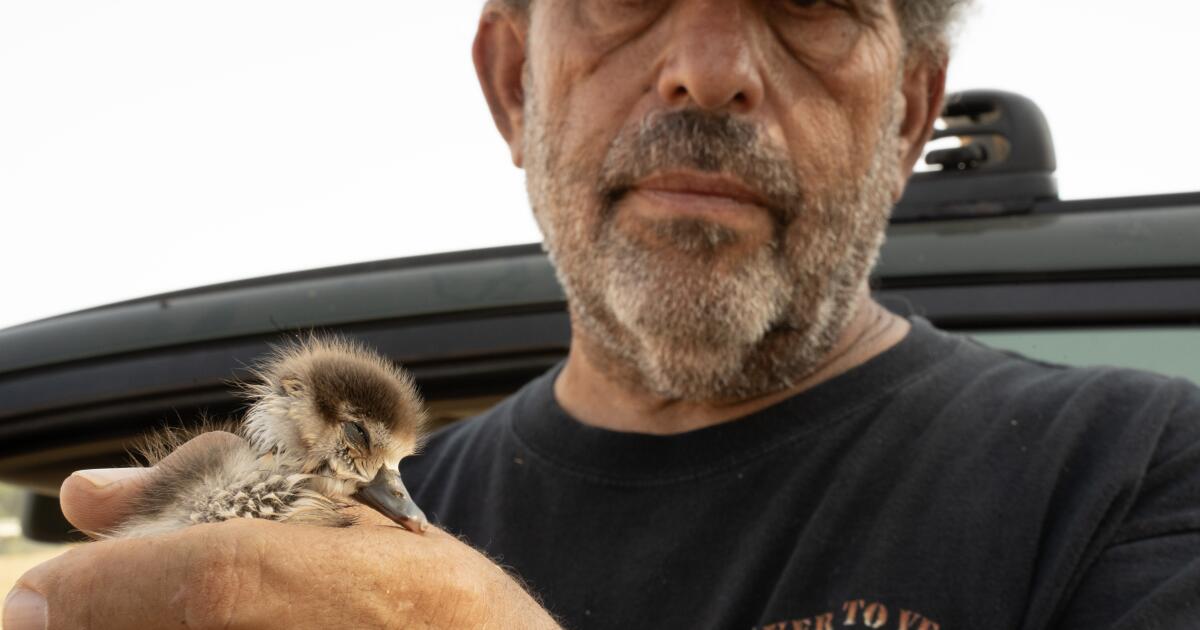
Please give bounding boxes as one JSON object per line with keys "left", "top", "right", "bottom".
{"left": 772, "top": 0, "right": 864, "bottom": 61}
{"left": 782, "top": 0, "right": 850, "bottom": 13}
{"left": 610, "top": 0, "right": 658, "bottom": 10}
{"left": 343, "top": 422, "right": 370, "bottom": 450}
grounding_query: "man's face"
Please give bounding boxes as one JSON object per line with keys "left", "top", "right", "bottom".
{"left": 507, "top": 0, "right": 931, "bottom": 401}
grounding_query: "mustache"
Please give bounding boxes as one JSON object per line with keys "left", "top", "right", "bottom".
{"left": 597, "top": 109, "right": 804, "bottom": 226}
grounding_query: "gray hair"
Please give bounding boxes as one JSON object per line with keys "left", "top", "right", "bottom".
{"left": 897, "top": 0, "right": 971, "bottom": 59}
{"left": 495, "top": 0, "right": 971, "bottom": 61}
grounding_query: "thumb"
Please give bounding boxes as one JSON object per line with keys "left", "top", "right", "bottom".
{"left": 60, "top": 430, "right": 246, "bottom": 536}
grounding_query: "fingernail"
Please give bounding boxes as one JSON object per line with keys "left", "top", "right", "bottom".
{"left": 3, "top": 588, "right": 48, "bottom": 630}
{"left": 75, "top": 468, "right": 139, "bottom": 489}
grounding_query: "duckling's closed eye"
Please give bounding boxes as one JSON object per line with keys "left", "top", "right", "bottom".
{"left": 343, "top": 421, "right": 371, "bottom": 450}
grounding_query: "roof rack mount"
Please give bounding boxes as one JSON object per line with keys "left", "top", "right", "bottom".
{"left": 893, "top": 90, "right": 1059, "bottom": 222}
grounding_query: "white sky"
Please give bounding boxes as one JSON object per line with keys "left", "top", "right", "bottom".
{"left": 1, "top": 1, "right": 1197, "bottom": 331}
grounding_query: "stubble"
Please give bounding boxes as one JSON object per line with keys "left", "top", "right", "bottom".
{"left": 525, "top": 90, "right": 902, "bottom": 402}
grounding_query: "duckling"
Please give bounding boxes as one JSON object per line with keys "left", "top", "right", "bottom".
{"left": 108, "top": 336, "right": 429, "bottom": 539}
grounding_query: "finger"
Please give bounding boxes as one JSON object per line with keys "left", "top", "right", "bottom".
{"left": 59, "top": 468, "right": 151, "bottom": 538}
{"left": 6, "top": 519, "right": 438, "bottom": 630}
{"left": 7, "top": 535, "right": 179, "bottom": 629}
{"left": 60, "top": 431, "right": 246, "bottom": 535}
{"left": 6, "top": 521, "right": 269, "bottom": 630}
{"left": 5, "top": 516, "right": 478, "bottom": 630}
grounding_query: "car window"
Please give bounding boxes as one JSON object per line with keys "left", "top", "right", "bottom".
{"left": 969, "top": 328, "right": 1200, "bottom": 385}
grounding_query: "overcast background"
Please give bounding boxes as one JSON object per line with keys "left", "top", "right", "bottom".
{"left": 1, "top": 1, "right": 1197, "bottom": 331}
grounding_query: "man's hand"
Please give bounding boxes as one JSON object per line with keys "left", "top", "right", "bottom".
{"left": 2, "top": 434, "right": 559, "bottom": 629}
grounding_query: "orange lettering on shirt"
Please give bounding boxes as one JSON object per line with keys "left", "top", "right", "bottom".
{"left": 842, "top": 600, "right": 866, "bottom": 625}
{"left": 863, "top": 603, "right": 888, "bottom": 628}
{"left": 898, "top": 610, "right": 921, "bottom": 630}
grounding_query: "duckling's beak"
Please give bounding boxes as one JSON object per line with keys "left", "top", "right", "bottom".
{"left": 353, "top": 468, "right": 429, "bottom": 533}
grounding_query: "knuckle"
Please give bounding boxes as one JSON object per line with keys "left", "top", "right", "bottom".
{"left": 175, "top": 523, "right": 266, "bottom": 629}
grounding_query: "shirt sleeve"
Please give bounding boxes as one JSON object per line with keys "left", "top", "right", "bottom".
{"left": 1056, "top": 378, "right": 1200, "bottom": 629}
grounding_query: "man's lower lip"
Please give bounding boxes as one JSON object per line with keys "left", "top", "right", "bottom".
{"left": 627, "top": 189, "right": 767, "bottom": 221}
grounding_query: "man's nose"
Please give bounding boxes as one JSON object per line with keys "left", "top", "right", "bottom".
{"left": 655, "top": 1, "right": 765, "bottom": 113}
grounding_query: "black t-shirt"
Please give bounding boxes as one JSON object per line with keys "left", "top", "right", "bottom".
{"left": 401, "top": 318, "right": 1200, "bottom": 629}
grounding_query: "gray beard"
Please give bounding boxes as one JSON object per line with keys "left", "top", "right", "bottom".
{"left": 525, "top": 97, "right": 901, "bottom": 402}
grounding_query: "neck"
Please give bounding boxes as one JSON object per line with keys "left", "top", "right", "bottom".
{"left": 554, "top": 292, "right": 910, "bottom": 435}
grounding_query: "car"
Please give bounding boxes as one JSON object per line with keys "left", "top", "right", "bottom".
{"left": 1, "top": 90, "right": 1198, "bottom": 542}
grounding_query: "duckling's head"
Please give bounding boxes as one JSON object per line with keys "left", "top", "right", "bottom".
{"left": 243, "top": 336, "right": 429, "bottom": 532}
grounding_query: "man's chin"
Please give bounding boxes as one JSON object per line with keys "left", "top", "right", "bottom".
{"left": 625, "top": 335, "right": 756, "bottom": 401}
{"left": 591, "top": 272, "right": 793, "bottom": 400}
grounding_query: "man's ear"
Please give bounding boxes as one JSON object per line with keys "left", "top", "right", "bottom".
{"left": 473, "top": 5, "right": 529, "bottom": 168}
{"left": 892, "top": 56, "right": 948, "bottom": 201}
